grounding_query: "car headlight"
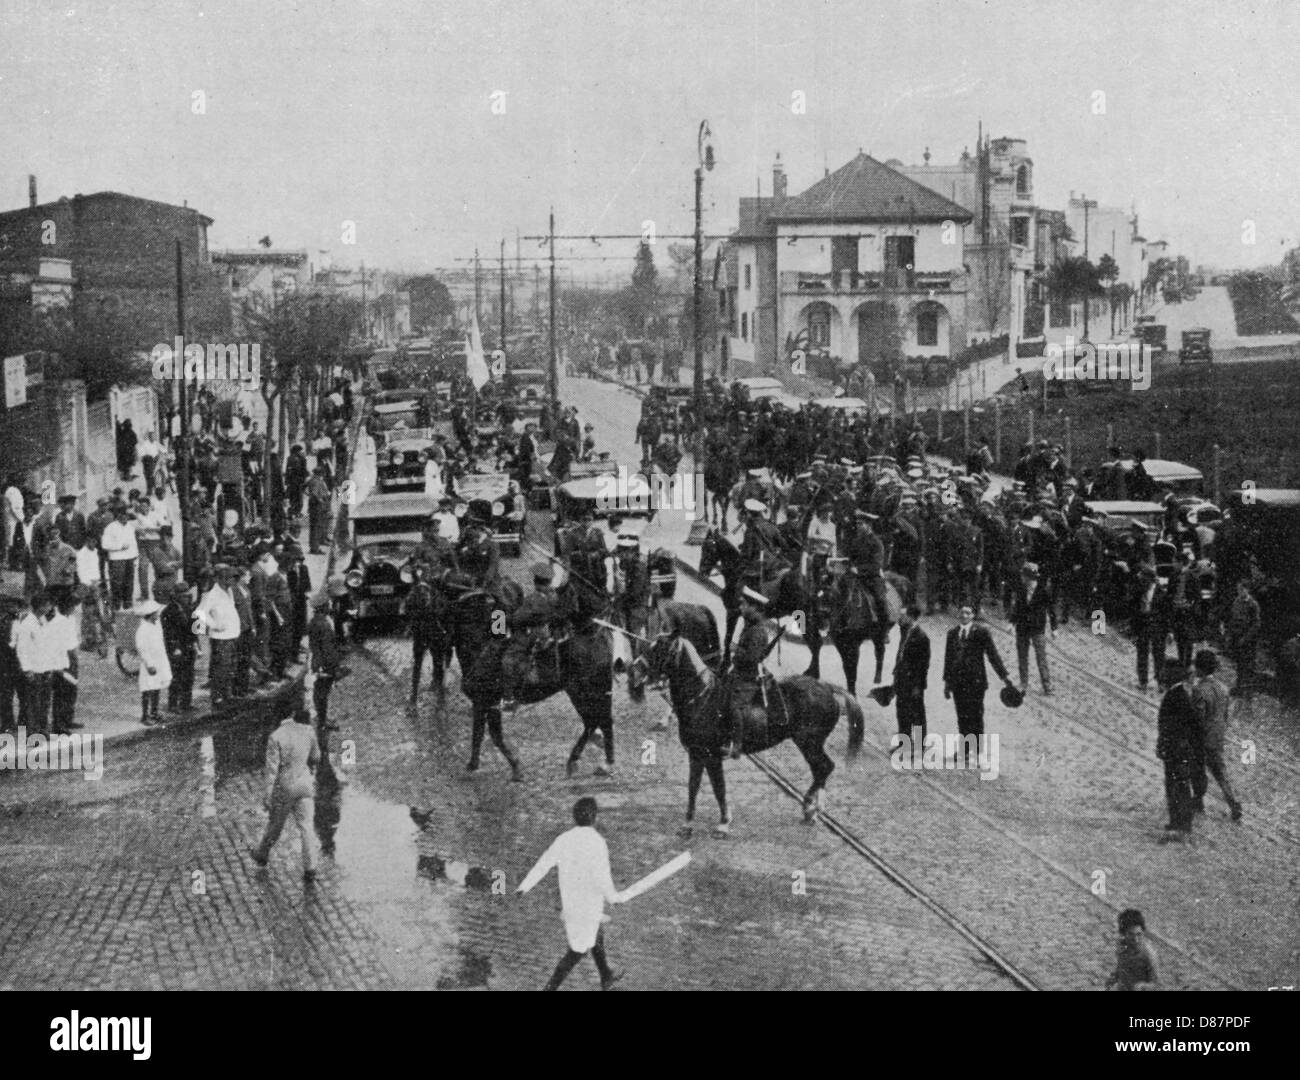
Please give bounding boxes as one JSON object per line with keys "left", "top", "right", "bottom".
{"left": 345, "top": 569, "right": 364, "bottom": 589}
{"left": 491, "top": 501, "right": 504, "bottom": 517}
{"left": 400, "top": 565, "right": 415, "bottom": 584}
{"left": 390, "top": 452, "right": 402, "bottom": 465}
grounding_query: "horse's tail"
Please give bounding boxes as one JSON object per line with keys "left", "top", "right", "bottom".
{"left": 834, "top": 688, "right": 865, "bottom": 758}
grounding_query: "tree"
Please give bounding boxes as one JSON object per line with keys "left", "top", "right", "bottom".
{"left": 406, "top": 276, "right": 455, "bottom": 335}
{"left": 240, "top": 290, "right": 361, "bottom": 472}
{"left": 0, "top": 294, "right": 145, "bottom": 402}
{"left": 621, "top": 242, "right": 659, "bottom": 336}
{"left": 1096, "top": 253, "right": 1120, "bottom": 285}
{"left": 1043, "top": 256, "right": 1104, "bottom": 330}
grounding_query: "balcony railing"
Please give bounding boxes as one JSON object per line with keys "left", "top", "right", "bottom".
{"left": 780, "top": 269, "right": 959, "bottom": 294}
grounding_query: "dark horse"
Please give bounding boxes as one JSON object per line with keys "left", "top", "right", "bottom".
{"left": 628, "top": 598, "right": 721, "bottom": 725}
{"left": 698, "top": 527, "right": 816, "bottom": 667}
{"left": 646, "top": 634, "right": 863, "bottom": 835}
{"left": 821, "top": 569, "right": 914, "bottom": 694}
{"left": 459, "top": 591, "right": 617, "bottom": 780}
{"left": 402, "top": 566, "right": 453, "bottom": 710}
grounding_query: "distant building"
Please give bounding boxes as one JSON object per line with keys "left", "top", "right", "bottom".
{"left": 211, "top": 248, "right": 310, "bottom": 335}
{"left": 897, "top": 136, "right": 1036, "bottom": 346}
{"left": 0, "top": 189, "right": 232, "bottom": 346}
{"left": 716, "top": 152, "right": 972, "bottom": 377}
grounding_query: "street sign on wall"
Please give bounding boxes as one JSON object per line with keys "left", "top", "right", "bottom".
{"left": 3, "top": 352, "right": 46, "bottom": 408}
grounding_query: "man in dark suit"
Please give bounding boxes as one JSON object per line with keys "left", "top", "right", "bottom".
{"left": 893, "top": 604, "right": 930, "bottom": 743}
{"left": 943, "top": 604, "right": 1014, "bottom": 765}
{"left": 1156, "top": 661, "right": 1202, "bottom": 843}
{"left": 1007, "top": 561, "right": 1056, "bottom": 695}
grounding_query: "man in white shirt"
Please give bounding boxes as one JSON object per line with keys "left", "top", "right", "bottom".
{"left": 75, "top": 535, "right": 107, "bottom": 654}
{"left": 197, "top": 564, "right": 242, "bottom": 706}
{"left": 99, "top": 504, "right": 139, "bottom": 610}
{"left": 3, "top": 477, "right": 25, "bottom": 569}
{"left": 132, "top": 496, "right": 166, "bottom": 601}
{"left": 251, "top": 706, "right": 322, "bottom": 883}
{"left": 48, "top": 595, "right": 81, "bottom": 734}
{"left": 517, "top": 797, "right": 625, "bottom": 991}
{"left": 432, "top": 496, "right": 460, "bottom": 545}
{"left": 804, "top": 501, "right": 837, "bottom": 581}
{"left": 12, "top": 591, "right": 58, "bottom": 734}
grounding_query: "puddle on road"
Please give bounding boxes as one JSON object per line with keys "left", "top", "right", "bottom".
{"left": 198, "top": 719, "right": 474, "bottom": 988}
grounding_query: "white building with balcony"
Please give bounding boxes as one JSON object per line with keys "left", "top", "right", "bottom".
{"left": 716, "top": 152, "right": 972, "bottom": 376}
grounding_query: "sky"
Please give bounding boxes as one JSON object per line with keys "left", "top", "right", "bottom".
{"left": 2, "top": 0, "right": 1297, "bottom": 277}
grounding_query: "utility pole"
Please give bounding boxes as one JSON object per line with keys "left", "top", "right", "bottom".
{"left": 548, "top": 208, "right": 558, "bottom": 406}
{"left": 360, "top": 261, "right": 367, "bottom": 342}
{"left": 174, "top": 240, "right": 190, "bottom": 581}
{"left": 687, "top": 120, "right": 714, "bottom": 545}
{"left": 1081, "top": 193, "right": 1097, "bottom": 341}
{"left": 499, "top": 238, "right": 508, "bottom": 358}
{"left": 474, "top": 248, "right": 482, "bottom": 328}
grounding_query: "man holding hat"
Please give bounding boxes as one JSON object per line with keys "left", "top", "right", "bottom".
{"left": 1007, "top": 561, "right": 1056, "bottom": 695}
{"left": 943, "top": 604, "right": 1015, "bottom": 766}
{"left": 500, "top": 562, "right": 560, "bottom": 711}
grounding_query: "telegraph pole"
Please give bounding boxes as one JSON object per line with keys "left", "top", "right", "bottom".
{"left": 474, "top": 248, "right": 482, "bottom": 328}
{"left": 687, "top": 120, "right": 714, "bottom": 545}
{"left": 499, "top": 238, "right": 508, "bottom": 358}
{"left": 174, "top": 240, "right": 190, "bottom": 581}
{"left": 548, "top": 208, "right": 558, "bottom": 406}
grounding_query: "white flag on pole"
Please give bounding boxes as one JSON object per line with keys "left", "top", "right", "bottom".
{"left": 466, "top": 313, "right": 490, "bottom": 390}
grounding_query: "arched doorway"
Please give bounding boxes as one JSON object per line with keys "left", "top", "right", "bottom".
{"left": 854, "top": 301, "right": 899, "bottom": 369}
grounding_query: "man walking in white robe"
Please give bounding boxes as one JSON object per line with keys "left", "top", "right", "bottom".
{"left": 517, "top": 796, "right": 625, "bottom": 990}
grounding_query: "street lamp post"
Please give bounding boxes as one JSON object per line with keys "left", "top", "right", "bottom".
{"left": 687, "top": 121, "right": 714, "bottom": 545}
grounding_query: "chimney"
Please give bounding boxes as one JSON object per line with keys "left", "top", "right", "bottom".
{"left": 773, "top": 153, "right": 787, "bottom": 200}
{"left": 28, "top": 175, "right": 36, "bottom": 208}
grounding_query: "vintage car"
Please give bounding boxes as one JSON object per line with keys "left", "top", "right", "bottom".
{"left": 554, "top": 471, "right": 658, "bottom": 527}
{"left": 344, "top": 490, "right": 438, "bottom": 624}
{"left": 809, "top": 395, "right": 879, "bottom": 417}
{"left": 1082, "top": 500, "right": 1166, "bottom": 543}
{"left": 1178, "top": 328, "right": 1213, "bottom": 365}
{"left": 369, "top": 388, "right": 431, "bottom": 443}
{"left": 508, "top": 368, "right": 550, "bottom": 404}
{"left": 456, "top": 470, "right": 525, "bottom": 557}
{"left": 1131, "top": 322, "right": 1168, "bottom": 357}
{"left": 1097, "top": 458, "right": 1205, "bottom": 500}
{"left": 731, "top": 376, "right": 785, "bottom": 401}
{"left": 377, "top": 434, "right": 440, "bottom": 493}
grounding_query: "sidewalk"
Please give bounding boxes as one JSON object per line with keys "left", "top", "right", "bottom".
{"left": 2, "top": 410, "right": 365, "bottom": 748}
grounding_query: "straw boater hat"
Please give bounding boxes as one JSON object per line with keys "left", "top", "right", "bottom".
{"left": 743, "top": 499, "right": 766, "bottom": 514}
{"left": 615, "top": 533, "right": 640, "bottom": 549}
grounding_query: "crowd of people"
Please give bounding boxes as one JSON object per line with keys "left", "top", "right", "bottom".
{"left": 0, "top": 374, "right": 361, "bottom": 740}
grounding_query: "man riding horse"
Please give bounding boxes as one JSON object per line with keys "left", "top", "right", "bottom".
{"left": 842, "top": 509, "right": 891, "bottom": 624}
{"left": 721, "top": 590, "right": 780, "bottom": 758}
{"left": 500, "top": 561, "right": 562, "bottom": 711}
{"left": 738, "top": 498, "right": 788, "bottom": 598}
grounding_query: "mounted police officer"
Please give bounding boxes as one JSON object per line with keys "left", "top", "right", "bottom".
{"left": 738, "top": 498, "right": 785, "bottom": 595}
{"left": 501, "top": 562, "right": 561, "bottom": 710}
{"left": 842, "top": 509, "right": 890, "bottom": 624}
{"left": 722, "top": 590, "right": 779, "bottom": 759}
{"left": 411, "top": 515, "right": 459, "bottom": 580}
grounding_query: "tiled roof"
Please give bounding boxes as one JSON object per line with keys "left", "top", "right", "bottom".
{"left": 771, "top": 153, "right": 973, "bottom": 224}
